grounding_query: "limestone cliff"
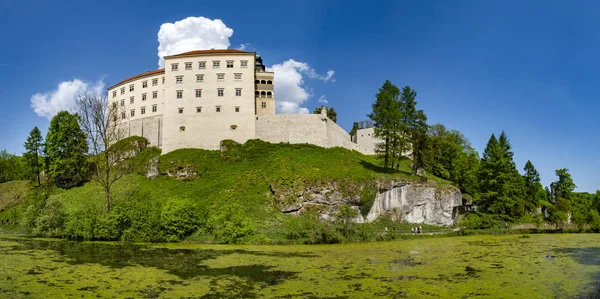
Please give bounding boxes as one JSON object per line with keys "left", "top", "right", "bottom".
{"left": 270, "top": 179, "right": 462, "bottom": 226}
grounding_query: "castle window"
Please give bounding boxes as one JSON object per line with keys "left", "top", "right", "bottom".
{"left": 226, "top": 60, "right": 234, "bottom": 68}
{"left": 130, "top": 109, "right": 135, "bottom": 117}
{"left": 152, "top": 91, "right": 158, "bottom": 99}
{"left": 171, "top": 63, "right": 179, "bottom": 71}
{"left": 185, "top": 62, "right": 192, "bottom": 70}
{"left": 196, "top": 74, "right": 204, "bottom": 83}
{"left": 234, "top": 73, "right": 242, "bottom": 82}
{"left": 216, "top": 106, "right": 221, "bottom": 112}
{"left": 260, "top": 91, "right": 266, "bottom": 98}
{"left": 195, "top": 89, "right": 202, "bottom": 98}
{"left": 260, "top": 80, "right": 266, "bottom": 84}
{"left": 152, "top": 78, "right": 158, "bottom": 86}
{"left": 121, "top": 112, "right": 126, "bottom": 119}
{"left": 212, "top": 61, "right": 220, "bottom": 68}
{"left": 142, "top": 93, "right": 147, "bottom": 101}
{"left": 267, "top": 92, "right": 272, "bottom": 98}
{"left": 120, "top": 87, "right": 125, "bottom": 95}
{"left": 199, "top": 61, "right": 206, "bottom": 69}
{"left": 176, "top": 76, "right": 183, "bottom": 84}
{"left": 152, "top": 105, "right": 157, "bottom": 112}
{"left": 112, "top": 90, "right": 116, "bottom": 98}
{"left": 180, "top": 126, "right": 185, "bottom": 132}
{"left": 241, "top": 60, "right": 248, "bottom": 68}
{"left": 230, "top": 124, "right": 237, "bottom": 130}
{"left": 196, "top": 106, "right": 202, "bottom": 113}
{"left": 162, "top": 77, "right": 165, "bottom": 84}
{"left": 235, "top": 88, "right": 242, "bottom": 96}
{"left": 217, "top": 73, "right": 224, "bottom": 82}
{"left": 255, "top": 79, "right": 260, "bottom": 84}
{"left": 217, "top": 88, "right": 224, "bottom": 97}
{"left": 120, "top": 99, "right": 125, "bottom": 107}
{"left": 255, "top": 91, "right": 259, "bottom": 97}
{"left": 130, "top": 96, "right": 134, "bottom": 104}
{"left": 129, "top": 84, "right": 134, "bottom": 92}
{"left": 142, "top": 81, "right": 148, "bottom": 88}
{"left": 267, "top": 80, "right": 272, "bottom": 84}
{"left": 141, "top": 107, "right": 146, "bottom": 115}
{"left": 235, "top": 106, "right": 240, "bottom": 112}
{"left": 178, "top": 108, "right": 184, "bottom": 114}
{"left": 176, "top": 90, "right": 183, "bottom": 99}
{"left": 261, "top": 102, "right": 266, "bottom": 109}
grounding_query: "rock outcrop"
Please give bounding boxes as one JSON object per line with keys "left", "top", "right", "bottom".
{"left": 271, "top": 179, "right": 462, "bottom": 226}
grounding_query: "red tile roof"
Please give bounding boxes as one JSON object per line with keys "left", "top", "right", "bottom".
{"left": 108, "top": 69, "right": 165, "bottom": 90}
{"left": 164, "top": 49, "right": 251, "bottom": 59}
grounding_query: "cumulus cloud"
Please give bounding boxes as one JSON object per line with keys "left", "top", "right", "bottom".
{"left": 31, "top": 79, "right": 105, "bottom": 119}
{"left": 318, "top": 95, "right": 328, "bottom": 104}
{"left": 267, "top": 59, "right": 335, "bottom": 114}
{"left": 157, "top": 17, "right": 234, "bottom": 68}
{"left": 237, "top": 43, "right": 251, "bottom": 51}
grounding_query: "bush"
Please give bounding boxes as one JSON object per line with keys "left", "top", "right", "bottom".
{"left": 161, "top": 199, "right": 205, "bottom": 242}
{"left": 206, "top": 203, "right": 255, "bottom": 244}
{"left": 459, "top": 212, "right": 494, "bottom": 229}
{"left": 284, "top": 215, "right": 345, "bottom": 244}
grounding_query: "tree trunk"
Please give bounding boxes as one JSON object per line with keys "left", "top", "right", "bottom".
{"left": 37, "top": 172, "right": 40, "bottom": 186}
{"left": 104, "top": 189, "right": 110, "bottom": 213}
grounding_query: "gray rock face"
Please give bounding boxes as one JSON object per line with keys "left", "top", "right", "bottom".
{"left": 271, "top": 179, "right": 462, "bottom": 226}
{"left": 366, "top": 182, "right": 462, "bottom": 226}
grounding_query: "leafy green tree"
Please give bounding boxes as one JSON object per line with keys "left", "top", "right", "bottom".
{"left": 313, "top": 106, "right": 338, "bottom": 123}
{"left": 0, "top": 151, "right": 26, "bottom": 183}
{"left": 522, "top": 160, "right": 545, "bottom": 214}
{"left": 23, "top": 126, "right": 44, "bottom": 185}
{"left": 45, "top": 111, "right": 89, "bottom": 189}
{"left": 368, "top": 80, "right": 401, "bottom": 170}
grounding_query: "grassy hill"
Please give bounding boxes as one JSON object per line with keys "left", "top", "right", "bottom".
{"left": 0, "top": 140, "right": 450, "bottom": 243}
{"left": 0, "top": 180, "right": 31, "bottom": 213}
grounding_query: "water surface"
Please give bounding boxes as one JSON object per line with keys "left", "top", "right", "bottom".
{"left": 0, "top": 234, "right": 598, "bottom": 298}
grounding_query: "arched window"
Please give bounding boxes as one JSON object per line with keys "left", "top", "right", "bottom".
{"left": 255, "top": 79, "right": 260, "bottom": 84}
{"left": 267, "top": 80, "right": 272, "bottom": 84}
{"left": 261, "top": 80, "right": 266, "bottom": 84}
{"left": 255, "top": 91, "right": 259, "bottom": 97}
{"left": 267, "top": 92, "right": 272, "bottom": 98}
{"left": 260, "top": 91, "right": 266, "bottom": 98}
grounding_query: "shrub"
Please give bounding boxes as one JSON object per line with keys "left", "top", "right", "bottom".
{"left": 161, "top": 199, "right": 205, "bottom": 242}
{"left": 206, "top": 203, "right": 255, "bottom": 244}
{"left": 459, "top": 212, "right": 494, "bottom": 229}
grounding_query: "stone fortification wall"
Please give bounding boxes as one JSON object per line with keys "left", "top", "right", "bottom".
{"left": 126, "top": 115, "right": 163, "bottom": 147}
{"left": 256, "top": 114, "right": 357, "bottom": 150}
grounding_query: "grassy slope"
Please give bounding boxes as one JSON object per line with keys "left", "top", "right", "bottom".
{"left": 1, "top": 140, "right": 452, "bottom": 238}
{"left": 0, "top": 180, "right": 31, "bottom": 212}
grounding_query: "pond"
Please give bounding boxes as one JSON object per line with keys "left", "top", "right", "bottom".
{"left": 0, "top": 233, "right": 599, "bottom": 298}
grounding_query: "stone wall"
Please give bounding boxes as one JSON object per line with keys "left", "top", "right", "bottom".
{"left": 256, "top": 114, "right": 357, "bottom": 150}
{"left": 126, "top": 115, "right": 163, "bottom": 147}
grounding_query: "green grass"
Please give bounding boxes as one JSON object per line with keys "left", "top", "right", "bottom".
{"left": 0, "top": 140, "right": 453, "bottom": 242}
{"left": 0, "top": 180, "right": 31, "bottom": 212}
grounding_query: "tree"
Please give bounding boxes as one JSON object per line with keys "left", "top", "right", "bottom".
{"left": 23, "top": 126, "right": 44, "bottom": 185}
{"left": 75, "top": 94, "right": 124, "bottom": 213}
{"left": 349, "top": 122, "right": 359, "bottom": 141}
{"left": 550, "top": 168, "right": 576, "bottom": 214}
{"left": 478, "top": 132, "right": 526, "bottom": 219}
{"left": 368, "top": 80, "right": 401, "bottom": 170}
{"left": 522, "top": 160, "right": 544, "bottom": 214}
{"left": 0, "top": 151, "right": 26, "bottom": 183}
{"left": 45, "top": 111, "right": 89, "bottom": 189}
{"left": 313, "top": 106, "right": 337, "bottom": 123}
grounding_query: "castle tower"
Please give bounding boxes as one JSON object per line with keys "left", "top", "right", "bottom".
{"left": 254, "top": 54, "right": 275, "bottom": 115}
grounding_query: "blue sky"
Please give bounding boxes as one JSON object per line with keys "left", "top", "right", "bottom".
{"left": 0, "top": 0, "right": 598, "bottom": 192}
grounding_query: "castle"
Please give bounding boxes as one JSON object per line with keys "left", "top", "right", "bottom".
{"left": 107, "top": 49, "right": 372, "bottom": 153}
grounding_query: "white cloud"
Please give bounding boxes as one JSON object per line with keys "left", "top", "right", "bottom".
{"left": 31, "top": 79, "right": 105, "bottom": 119}
{"left": 237, "top": 43, "right": 251, "bottom": 51}
{"left": 267, "top": 59, "right": 335, "bottom": 114}
{"left": 318, "top": 95, "right": 328, "bottom": 104}
{"left": 157, "top": 17, "right": 234, "bottom": 68}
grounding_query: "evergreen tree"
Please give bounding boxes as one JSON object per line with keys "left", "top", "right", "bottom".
{"left": 23, "top": 126, "right": 44, "bottom": 185}
{"left": 522, "top": 160, "right": 544, "bottom": 214}
{"left": 551, "top": 168, "right": 576, "bottom": 213}
{"left": 45, "top": 111, "right": 89, "bottom": 189}
{"left": 349, "top": 122, "right": 359, "bottom": 141}
{"left": 395, "top": 86, "right": 429, "bottom": 173}
{"left": 368, "top": 80, "right": 401, "bottom": 170}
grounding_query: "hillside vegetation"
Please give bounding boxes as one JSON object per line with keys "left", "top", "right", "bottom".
{"left": 0, "top": 180, "right": 30, "bottom": 212}
{"left": 0, "top": 140, "right": 448, "bottom": 243}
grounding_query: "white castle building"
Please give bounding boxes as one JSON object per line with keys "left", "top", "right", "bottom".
{"left": 107, "top": 49, "right": 363, "bottom": 153}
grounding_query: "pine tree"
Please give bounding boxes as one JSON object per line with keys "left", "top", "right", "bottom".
{"left": 45, "top": 111, "right": 89, "bottom": 189}
{"left": 368, "top": 80, "right": 401, "bottom": 170}
{"left": 552, "top": 168, "right": 576, "bottom": 213}
{"left": 397, "top": 86, "right": 429, "bottom": 173}
{"left": 23, "top": 126, "right": 44, "bottom": 185}
{"left": 522, "top": 160, "right": 544, "bottom": 214}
